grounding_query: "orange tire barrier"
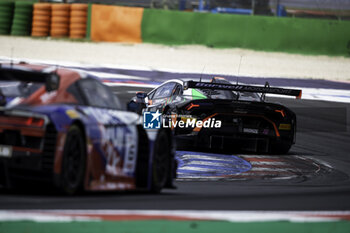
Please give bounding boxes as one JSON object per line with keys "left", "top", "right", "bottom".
{"left": 71, "top": 4, "right": 88, "bottom": 11}
{"left": 70, "top": 29, "right": 85, "bottom": 35}
{"left": 70, "top": 33, "right": 85, "bottom": 39}
{"left": 33, "top": 9, "right": 50, "bottom": 17}
{"left": 33, "top": 3, "right": 50, "bottom": 10}
{"left": 33, "top": 15, "right": 50, "bottom": 22}
{"left": 52, "top": 11, "right": 69, "bottom": 17}
{"left": 70, "top": 16, "right": 86, "bottom": 24}
{"left": 50, "top": 4, "right": 70, "bottom": 38}
{"left": 51, "top": 28, "right": 69, "bottom": 34}
{"left": 31, "top": 28, "right": 49, "bottom": 36}
{"left": 31, "top": 31, "right": 47, "bottom": 37}
{"left": 32, "top": 27, "right": 49, "bottom": 33}
{"left": 70, "top": 23, "right": 86, "bottom": 30}
{"left": 31, "top": 3, "right": 51, "bottom": 37}
{"left": 51, "top": 23, "right": 68, "bottom": 29}
{"left": 69, "top": 3, "right": 87, "bottom": 39}
{"left": 51, "top": 4, "right": 70, "bottom": 11}
{"left": 91, "top": 5, "right": 143, "bottom": 43}
{"left": 32, "top": 21, "right": 50, "bottom": 27}
{"left": 70, "top": 11, "right": 87, "bottom": 18}
{"left": 51, "top": 16, "right": 69, "bottom": 24}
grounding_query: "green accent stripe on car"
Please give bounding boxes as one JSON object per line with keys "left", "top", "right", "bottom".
{"left": 192, "top": 88, "right": 207, "bottom": 100}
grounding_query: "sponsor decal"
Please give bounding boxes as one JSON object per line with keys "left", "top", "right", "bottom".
{"left": 163, "top": 115, "right": 222, "bottom": 129}
{"left": 66, "top": 109, "right": 80, "bottom": 119}
{"left": 143, "top": 110, "right": 162, "bottom": 129}
{"left": 143, "top": 111, "right": 222, "bottom": 129}
{"left": 279, "top": 123, "right": 291, "bottom": 130}
{"left": 243, "top": 128, "right": 259, "bottom": 134}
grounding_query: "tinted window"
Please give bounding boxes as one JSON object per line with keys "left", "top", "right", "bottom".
{"left": 0, "top": 81, "right": 42, "bottom": 98}
{"left": 78, "top": 78, "right": 121, "bottom": 109}
{"left": 173, "top": 84, "right": 183, "bottom": 96}
{"left": 153, "top": 82, "right": 176, "bottom": 99}
{"left": 66, "top": 82, "right": 86, "bottom": 105}
{"left": 148, "top": 90, "right": 155, "bottom": 100}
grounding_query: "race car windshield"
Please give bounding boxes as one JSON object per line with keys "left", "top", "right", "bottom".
{"left": 0, "top": 81, "right": 43, "bottom": 98}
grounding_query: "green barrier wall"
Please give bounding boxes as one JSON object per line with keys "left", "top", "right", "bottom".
{"left": 141, "top": 9, "right": 350, "bottom": 56}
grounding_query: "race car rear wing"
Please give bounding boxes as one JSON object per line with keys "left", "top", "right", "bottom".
{"left": 0, "top": 67, "right": 60, "bottom": 92}
{"left": 184, "top": 81, "right": 302, "bottom": 99}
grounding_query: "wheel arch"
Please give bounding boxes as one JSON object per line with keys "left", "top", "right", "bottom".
{"left": 70, "top": 119, "right": 87, "bottom": 145}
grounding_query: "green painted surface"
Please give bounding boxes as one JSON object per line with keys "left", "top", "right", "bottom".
{"left": 141, "top": 9, "right": 350, "bottom": 56}
{"left": 86, "top": 3, "right": 92, "bottom": 39}
{"left": 1, "top": 220, "right": 350, "bottom": 233}
{"left": 192, "top": 88, "right": 207, "bottom": 100}
{"left": 0, "top": 1, "right": 14, "bottom": 35}
{"left": 10, "top": 1, "right": 33, "bottom": 36}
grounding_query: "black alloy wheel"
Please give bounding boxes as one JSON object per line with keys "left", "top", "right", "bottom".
{"left": 61, "top": 125, "right": 86, "bottom": 195}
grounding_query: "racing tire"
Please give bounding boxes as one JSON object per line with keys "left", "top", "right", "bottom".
{"left": 0, "top": 11, "right": 13, "bottom": 19}
{"left": 51, "top": 22, "right": 68, "bottom": 29}
{"left": 33, "top": 15, "right": 51, "bottom": 22}
{"left": 12, "top": 14, "right": 32, "bottom": 22}
{"left": 52, "top": 11, "right": 70, "bottom": 17}
{"left": 32, "top": 26, "right": 49, "bottom": 33}
{"left": 33, "top": 9, "right": 51, "bottom": 17}
{"left": 70, "top": 16, "right": 86, "bottom": 24}
{"left": 0, "top": 28, "right": 9, "bottom": 35}
{"left": 60, "top": 125, "right": 86, "bottom": 195}
{"left": 69, "top": 32, "right": 86, "bottom": 39}
{"left": 71, "top": 4, "right": 88, "bottom": 11}
{"left": 31, "top": 31, "right": 48, "bottom": 37}
{"left": 32, "top": 21, "right": 50, "bottom": 28}
{"left": 151, "top": 130, "right": 170, "bottom": 193}
{"left": 69, "top": 23, "right": 86, "bottom": 31}
{"left": 70, "top": 11, "right": 87, "bottom": 18}
{"left": 13, "top": 7, "right": 33, "bottom": 15}
{"left": 52, "top": 4, "right": 70, "bottom": 11}
{"left": 33, "top": 3, "right": 51, "bottom": 10}
{"left": 51, "top": 16, "right": 69, "bottom": 24}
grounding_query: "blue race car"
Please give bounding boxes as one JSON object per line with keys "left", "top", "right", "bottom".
{"left": 0, "top": 62, "right": 176, "bottom": 194}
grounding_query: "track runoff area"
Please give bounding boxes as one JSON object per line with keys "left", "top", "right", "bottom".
{"left": 0, "top": 58, "right": 350, "bottom": 232}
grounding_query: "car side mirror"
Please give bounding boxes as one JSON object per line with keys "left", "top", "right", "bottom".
{"left": 136, "top": 92, "right": 147, "bottom": 99}
{"left": 127, "top": 101, "right": 145, "bottom": 115}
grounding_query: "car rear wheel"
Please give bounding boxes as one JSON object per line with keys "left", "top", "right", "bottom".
{"left": 60, "top": 125, "right": 86, "bottom": 195}
{"left": 270, "top": 140, "right": 292, "bottom": 154}
{"left": 151, "top": 130, "right": 170, "bottom": 193}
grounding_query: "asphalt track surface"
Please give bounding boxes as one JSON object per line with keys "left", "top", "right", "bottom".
{"left": 0, "top": 87, "right": 350, "bottom": 211}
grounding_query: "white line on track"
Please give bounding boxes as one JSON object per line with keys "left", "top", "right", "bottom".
{"left": 180, "top": 154, "right": 236, "bottom": 161}
{"left": 249, "top": 161, "right": 287, "bottom": 165}
{"left": 249, "top": 167, "right": 293, "bottom": 172}
{"left": 0, "top": 210, "right": 349, "bottom": 222}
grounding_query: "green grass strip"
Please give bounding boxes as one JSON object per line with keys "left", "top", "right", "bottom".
{"left": 1, "top": 220, "right": 350, "bottom": 233}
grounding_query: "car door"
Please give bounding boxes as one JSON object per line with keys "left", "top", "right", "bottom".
{"left": 77, "top": 78, "right": 139, "bottom": 183}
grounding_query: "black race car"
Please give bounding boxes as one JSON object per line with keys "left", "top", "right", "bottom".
{"left": 128, "top": 77, "right": 302, "bottom": 154}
